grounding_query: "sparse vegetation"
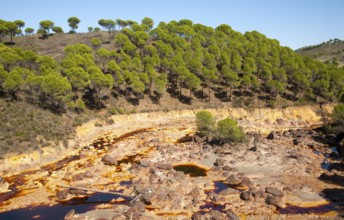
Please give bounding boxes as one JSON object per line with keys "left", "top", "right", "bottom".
{"left": 0, "top": 100, "right": 74, "bottom": 155}
{"left": 329, "top": 103, "right": 344, "bottom": 135}
{"left": 296, "top": 38, "right": 344, "bottom": 67}
{"left": 196, "top": 111, "right": 245, "bottom": 143}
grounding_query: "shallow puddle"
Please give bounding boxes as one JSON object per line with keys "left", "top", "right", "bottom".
{"left": 0, "top": 192, "right": 130, "bottom": 220}
{"left": 173, "top": 164, "right": 207, "bottom": 177}
{"left": 278, "top": 203, "right": 337, "bottom": 215}
{"left": 198, "top": 202, "right": 227, "bottom": 214}
{"left": 212, "top": 181, "right": 236, "bottom": 194}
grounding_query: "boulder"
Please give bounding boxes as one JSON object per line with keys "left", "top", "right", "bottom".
{"left": 218, "top": 188, "right": 240, "bottom": 196}
{"left": 267, "top": 131, "right": 278, "bottom": 140}
{"left": 56, "top": 189, "right": 69, "bottom": 200}
{"left": 101, "top": 154, "right": 117, "bottom": 165}
{"left": 240, "top": 191, "right": 251, "bottom": 201}
{"left": 224, "top": 174, "right": 241, "bottom": 185}
{"left": 239, "top": 177, "right": 254, "bottom": 188}
{"left": 266, "top": 195, "right": 283, "bottom": 208}
{"left": 265, "top": 187, "right": 284, "bottom": 197}
{"left": 251, "top": 189, "right": 265, "bottom": 199}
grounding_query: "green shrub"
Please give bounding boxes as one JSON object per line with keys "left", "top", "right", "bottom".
{"left": 74, "top": 98, "right": 86, "bottom": 113}
{"left": 195, "top": 111, "right": 245, "bottom": 143}
{"left": 216, "top": 118, "right": 245, "bottom": 142}
{"left": 106, "top": 118, "right": 115, "bottom": 125}
{"left": 330, "top": 103, "right": 344, "bottom": 134}
{"left": 266, "top": 100, "right": 276, "bottom": 108}
{"left": 196, "top": 111, "right": 216, "bottom": 136}
{"left": 94, "top": 122, "right": 103, "bottom": 127}
{"left": 108, "top": 107, "right": 118, "bottom": 115}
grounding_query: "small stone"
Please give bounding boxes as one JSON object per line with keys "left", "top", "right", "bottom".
{"left": 64, "top": 209, "right": 75, "bottom": 220}
{"left": 101, "top": 154, "right": 118, "bottom": 165}
{"left": 141, "top": 192, "right": 153, "bottom": 204}
{"left": 189, "top": 187, "right": 201, "bottom": 198}
{"left": 73, "top": 173, "right": 85, "bottom": 181}
{"left": 125, "top": 201, "right": 146, "bottom": 217}
{"left": 267, "top": 131, "right": 277, "bottom": 140}
{"left": 287, "top": 149, "right": 300, "bottom": 159}
{"left": 293, "top": 139, "right": 299, "bottom": 145}
{"left": 212, "top": 166, "right": 222, "bottom": 172}
{"left": 56, "top": 189, "right": 69, "bottom": 200}
{"left": 210, "top": 210, "right": 224, "bottom": 220}
{"left": 156, "top": 163, "right": 173, "bottom": 170}
{"left": 227, "top": 211, "right": 240, "bottom": 220}
{"left": 192, "top": 213, "right": 202, "bottom": 220}
{"left": 222, "top": 165, "right": 235, "bottom": 171}
{"left": 84, "top": 171, "right": 93, "bottom": 178}
{"left": 214, "top": 158, "right": 226, "bottom": 166}
{"left": 283, "top": 186, "right": 292, "bottom": 191}
{"left": 240, "top": 191, "right": 251, "bottom": 201}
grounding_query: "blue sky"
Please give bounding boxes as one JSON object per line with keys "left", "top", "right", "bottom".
{"left": 1, "top": 0, "right": 343, "bottom": 49}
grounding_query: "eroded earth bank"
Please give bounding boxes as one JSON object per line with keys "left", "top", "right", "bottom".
{"left": 0, "top": 104, "right": 343, "bottom": 220}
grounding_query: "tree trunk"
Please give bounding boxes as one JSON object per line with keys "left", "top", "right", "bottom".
{"left": 190, "top": 89, "right": 192, "bottom": 99}
{"left": 148, "top": 81, "right": 152, "bottom": 96}
{"left": 179, "top": 79, "right": 182, "bottom": 96}
{"left": 208, "top": 86, "right": 211, "bottom": 102}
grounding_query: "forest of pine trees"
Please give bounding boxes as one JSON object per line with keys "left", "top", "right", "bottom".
{"left": 1, "top": 17, "right": 344, "bottom": 113}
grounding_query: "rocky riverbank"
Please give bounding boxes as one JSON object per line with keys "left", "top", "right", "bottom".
{"left": 0, "top": 104, "right": 343, "bottom": 219}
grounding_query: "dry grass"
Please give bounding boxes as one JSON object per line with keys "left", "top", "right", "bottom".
{"left": 296, "top": 40, "right": 344, "bottom": 67}
{"left": 4, "top": 31, "right": 117, "bottom": 61}
{"left": 0, "top": 100, "right": 94, "bottom": 156}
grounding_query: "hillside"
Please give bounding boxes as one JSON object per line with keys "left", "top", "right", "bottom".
{"left": 296, "top": 38, "right": 344, "bottom": 67}
{"left": 1, "top": 18, "right": 344, "bottom": 155}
